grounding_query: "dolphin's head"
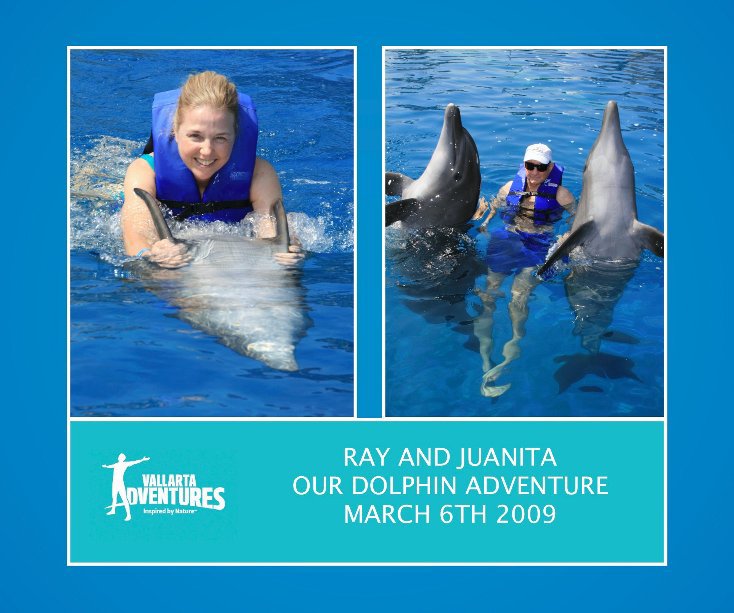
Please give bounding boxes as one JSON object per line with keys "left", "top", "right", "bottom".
{"left": 579, "top": 100, "right": 636, "bottom": 218}
{"left": 584, "top": 101, "right": 632, "bottom": 177}
{"left": 426, "top": 103, "right": 479, "bottom": 184}
{"left": 415, "top": 104, "right": 462, "bottom": 178}
{"left": 398, "top": 103, "right": 481, "bottom": 228}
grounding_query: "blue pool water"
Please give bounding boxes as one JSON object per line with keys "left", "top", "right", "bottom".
{"left": 385, "top": 49, "right": 664, "bottom": 417}
{"left": 70, "top": 49, "right": 354, "bottom": 417}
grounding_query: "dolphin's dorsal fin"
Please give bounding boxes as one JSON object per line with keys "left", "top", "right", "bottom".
{"left": 270, "top": 199, "right": 290, "bottom": 253}
{"left": 385, "top": 172, "right": 415, "bottom": 196}
{"left": 537, "top": 218, "right": 597, "bottom": 276}
{"left": 385, "top": 198, "right": 420, "bottom": 227}
{"left": 134, "top": 188, "right": 178, "bottom": 243}
{"left": 633, "top": 220, "right": 664, "bottom": 257}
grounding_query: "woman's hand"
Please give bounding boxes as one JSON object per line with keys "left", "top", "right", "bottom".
{"left": 274, "top": 243, "right": 305, "bottom": 267}
{"left": 145, "top": 239, "right": 192, "bottom": 269}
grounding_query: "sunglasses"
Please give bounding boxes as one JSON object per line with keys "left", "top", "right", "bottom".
{"left": 524, "top": 161, "right": 549, "bottom": 172}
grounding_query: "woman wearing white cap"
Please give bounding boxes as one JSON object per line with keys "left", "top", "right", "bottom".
{"left": 472, "top": 143, "right": 575, "bottom": 397}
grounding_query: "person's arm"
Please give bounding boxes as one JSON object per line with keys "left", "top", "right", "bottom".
{"left": 557, "top": 185, "right": 576, "bottom": 216}
{"left": 497, "top": 181, "right": 512, "bottom": 201}
{"left": 471, "top": 197, "right": 490, "bottom": 220}
{"left": 250, "top": 158, "right": 304, "bottom": 266}
{"left": 121, "top": 158, "right": 158, "bottom": 255}
{"left": 478, "top": 181, "right": 512, "bottom": 230}
{"left": 555, "top": 185, "right": 577, "bottom": 240}
{"left": 120, "top": 158, "right": 191, "bottom": 268}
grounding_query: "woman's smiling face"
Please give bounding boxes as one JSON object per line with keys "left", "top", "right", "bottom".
{"left": 174, "top": 105, "right": 236, "bottom": 190}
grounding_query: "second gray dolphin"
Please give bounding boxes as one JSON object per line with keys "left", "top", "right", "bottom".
{"left": 538, "top": 101, "right": 663, "bottom": 393}
{"left": 538, "top": 100, "right": 663, "bottom": 276}
{"left": 385, "top": 103, "right": 481, "bottom": 228}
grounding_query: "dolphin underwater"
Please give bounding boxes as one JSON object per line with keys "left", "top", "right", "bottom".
{"left": 132, "top": 188, "right": 310, "bottom": 372}
{"left": 385, "top": 103, "right": 481, "bottom": 228}
{"left": 538, "top": 100, "right": 664, "bottom": 276}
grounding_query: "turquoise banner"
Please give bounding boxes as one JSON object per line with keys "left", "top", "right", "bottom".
{"left": 70, "top": 420, "right": 663, "bottom": 563}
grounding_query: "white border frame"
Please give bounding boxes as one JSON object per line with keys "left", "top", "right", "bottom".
{"left": 67, "top": 46, "right": 358, "bottom": 566}
{"left": 66, "top": 45, "right": 667, "bottom": 568}
{"left": 381, "top": 45, "right": 667, "bottom": 566}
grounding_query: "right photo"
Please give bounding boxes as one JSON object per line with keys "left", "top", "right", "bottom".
{"left": 384, "top": 47, "right": 665, "bottom": 418}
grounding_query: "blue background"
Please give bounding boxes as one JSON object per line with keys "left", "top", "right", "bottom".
{"left": 6, "top": 0, "right": 729, "bottom": 610}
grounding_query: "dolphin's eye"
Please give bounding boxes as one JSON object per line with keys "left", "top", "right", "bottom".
{"left": 454, "top": 172, "right": 462, "bottom": 181}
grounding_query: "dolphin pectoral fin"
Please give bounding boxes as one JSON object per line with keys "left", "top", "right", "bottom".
{"left": 634, "top": 221, "right": 664, "bottom": 257}
{"left": 385, "top": 172, "right": 414, "bottom": 196}
{"left": 386, "top": 198, "right": 420, "bottom": 227}
{"left": 134, "top": 188, "right": 177, "bottom": 243}
{"left": 537, "top": 219, "right": 596, "bottom": 276}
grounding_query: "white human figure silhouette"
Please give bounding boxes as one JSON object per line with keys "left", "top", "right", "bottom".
{"left": 102, "top": 453, "right": 149, "bottom": 521}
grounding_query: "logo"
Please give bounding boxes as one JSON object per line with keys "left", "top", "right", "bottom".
{"left": 102, "top": 453, "right": 226, "bottom": 521}
{"left": 229, "top": 171, "right": 251, "bottom": 181}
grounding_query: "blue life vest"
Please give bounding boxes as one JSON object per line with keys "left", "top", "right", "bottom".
{"left": 502, "top": 163, "right": 564, "bottom": 226}
{"left": 150, "top": 88, "right": 258, "bottom": 223}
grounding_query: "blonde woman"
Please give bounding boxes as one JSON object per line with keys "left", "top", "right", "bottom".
{"left": 121, "top": 71, "right": 303, "bottom": 268}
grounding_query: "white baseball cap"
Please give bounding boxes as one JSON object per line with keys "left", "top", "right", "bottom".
{"left": 524, "top": 143, "right": 552, "bottom": 164}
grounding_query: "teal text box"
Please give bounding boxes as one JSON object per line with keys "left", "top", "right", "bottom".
{"left": 70, "top": 420, "right": 664, "bottom": 563}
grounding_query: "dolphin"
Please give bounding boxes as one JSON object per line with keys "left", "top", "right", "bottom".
{"left": 385, "top": 103, "right": 481, "bottom": 228}
{"left": 132, "top": 188, "right": 310, "bottom": 371}
{"left": 537, "top": 101, "right": 663, "bottom": 392}
{"left": 538, "top": 100, "right": 663, "bottom": 276}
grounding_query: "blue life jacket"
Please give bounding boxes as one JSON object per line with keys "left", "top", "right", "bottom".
{"left": 150, "top": 88, "right": 258, "bottom": 223}
{"left": 502, "top": 163, "right": 564, "bottom": 225}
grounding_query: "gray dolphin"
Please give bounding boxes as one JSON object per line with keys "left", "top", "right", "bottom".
{"left": 538, "top": 100, "right": 663, "bottom": 276}
{"left": 385, "top": 103, "right": 481, "bottom": 228}
{"left": 538, "top": 101, "right": 663, "bottom": 393}
{"left": 133, "top": 188, "right": 309, "bottom": 371}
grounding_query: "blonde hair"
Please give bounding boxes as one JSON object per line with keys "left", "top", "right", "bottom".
{"left": 173, "top": 71, "right": 239, "bottom": 134}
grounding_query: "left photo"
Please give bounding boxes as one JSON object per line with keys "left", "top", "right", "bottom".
{"left": 69, "top": 48, "right": 355, "bottom": 417}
